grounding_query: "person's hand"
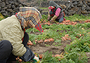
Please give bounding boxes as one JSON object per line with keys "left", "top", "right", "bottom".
{"left": 33, "top": 56, "right": 40, "bottom": 63}
{"left": 50, "top": 19, "right": 52, "bottom": 22}
{"left": 50, "top": 19, "right": 55, "bottom": 23}
{"left": 27, "top": 40, "right": 33, "bottom": 46}
{"left": 16, "top": 56, "right": 23, "bottom": 63}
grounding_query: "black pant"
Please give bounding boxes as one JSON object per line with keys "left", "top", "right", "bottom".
{"left": 0, "top": 40, "right": 13, "bottom": 63}
{"left": 0, "top": 32, "right": 30, "bottom": 63}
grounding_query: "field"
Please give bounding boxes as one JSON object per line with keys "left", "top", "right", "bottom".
{"left": 0, "top": 14, "right": 90, "bottom": 63}
{"left": 25, "top": 14, "right": 90, "bottom": 63}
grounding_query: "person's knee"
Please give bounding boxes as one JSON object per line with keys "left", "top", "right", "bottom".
{"left": 59, "top": 17, "right": 64, "bottom": 23}
{"left": 1, "top": 40, "right": 13, "bottom": 50}
{"left": 0, "top": 40, "right": 13, "bottom": 60}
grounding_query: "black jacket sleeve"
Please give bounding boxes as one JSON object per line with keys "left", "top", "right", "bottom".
{"left": 20, "top": 46, "right": 35, "bottom": 62}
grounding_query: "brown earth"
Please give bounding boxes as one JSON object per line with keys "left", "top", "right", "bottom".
{"left": 29, "top": 40, "right": 71, "bottom": 55}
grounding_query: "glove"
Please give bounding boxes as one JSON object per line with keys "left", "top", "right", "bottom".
{"left": 50, "top": 15, "right": 57, "bottom": 23}
{"left": 33, "top": 56, "right": 40, "bottom": 63}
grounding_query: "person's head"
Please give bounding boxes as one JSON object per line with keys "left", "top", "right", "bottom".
{"left": 49, "top": 1, "right": 61, "bottom": 9}
{"left": 16, "top": 7, "right": 43, "bottom": 32}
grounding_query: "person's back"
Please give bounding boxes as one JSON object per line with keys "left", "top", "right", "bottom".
{"left": 0, "top": 15, "right": 19, "bottom": 30}
{"left": 0, "top": 15, "right": 23, "bottom": 41}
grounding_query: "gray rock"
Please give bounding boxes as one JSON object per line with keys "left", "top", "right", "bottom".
{"left": 1, "top": 2, "right": 5, "bottom": 7}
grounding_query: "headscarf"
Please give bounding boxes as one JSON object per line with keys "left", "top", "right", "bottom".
{"left": 48, "top": 6, "right": 55, "bottom": 10}
{"left": 49, "top": 1, "right": 62, "bottom": 11}
{"left": 16, "top": 7, "right": 43, "bottom": 32}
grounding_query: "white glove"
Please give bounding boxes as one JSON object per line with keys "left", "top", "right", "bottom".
{"left": 33, "top": 56, "right": 40, "bottom": 63}
{"left": 34, "top": 56, "right": 39, "bottom": 61}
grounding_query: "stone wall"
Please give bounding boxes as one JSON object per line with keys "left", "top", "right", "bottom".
{"left": 64, "top": 0, "right": 90, "bottom": 16}
{"left": 0, "top": 0, "right": 27, "bottom": 16}
{"left": 1, "top": 0, "right": 90, "bottom": 17}
{"left": 41, "top": 1, "right": 69, "bottom": 7}
{"left": 41, "top": 0, "right": 90, "bottom": 16}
